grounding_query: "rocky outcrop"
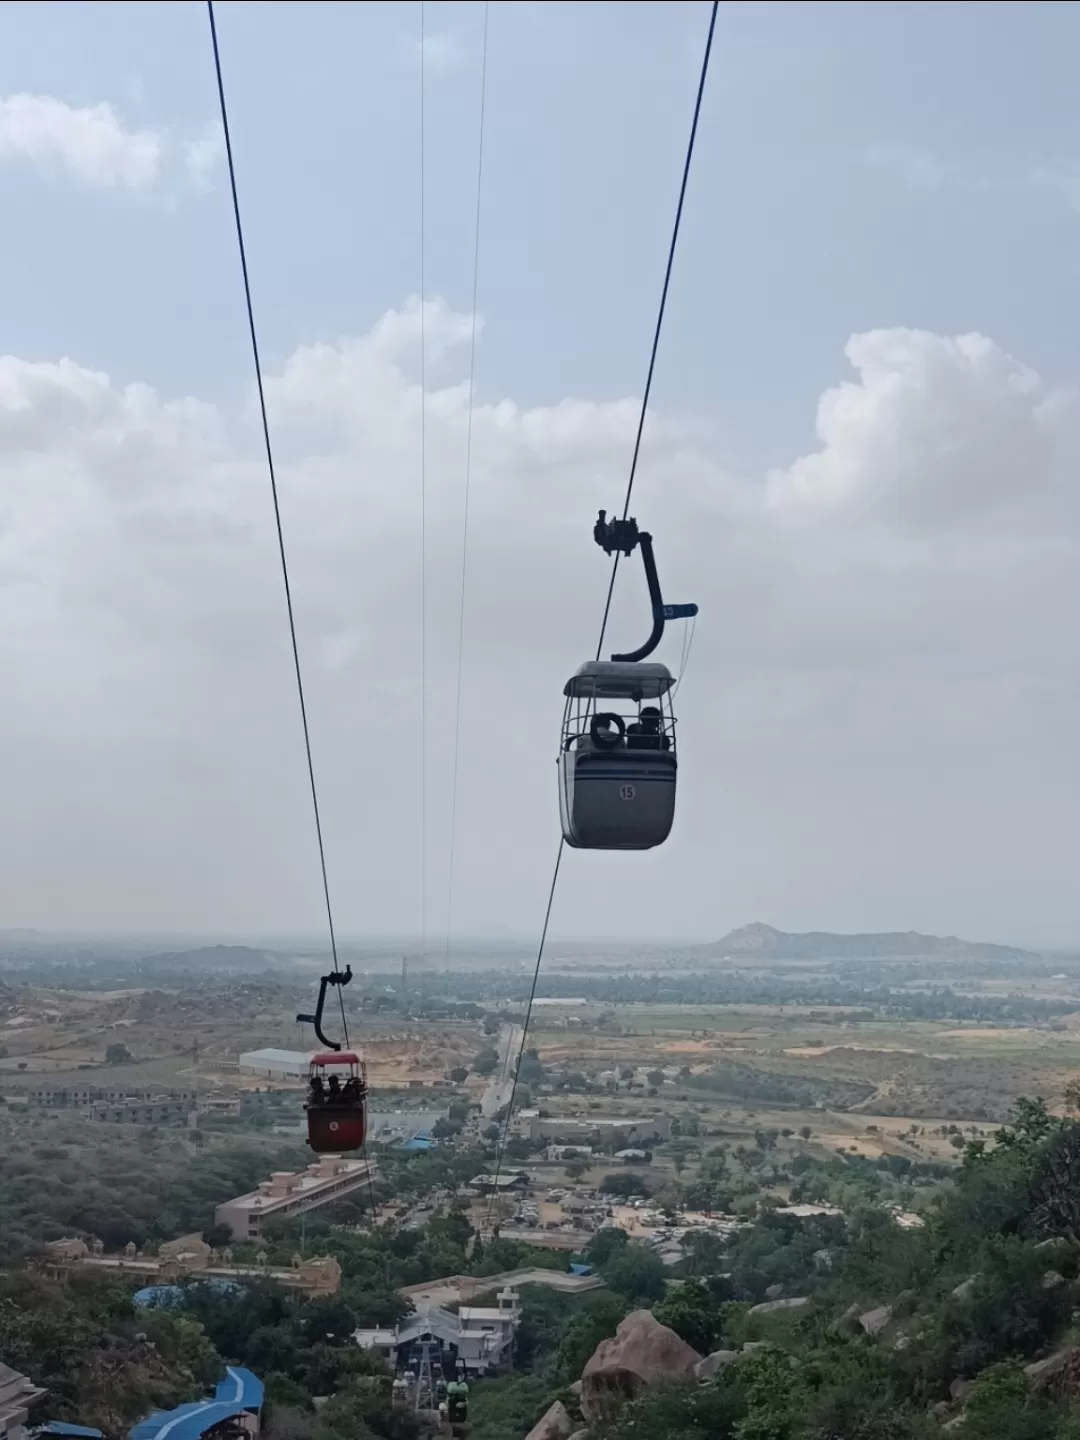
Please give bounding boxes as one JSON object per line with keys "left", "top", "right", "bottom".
{"left": 695, "top": 1349, "right": 739, "bottom": 1381}
{"left": 749, "top": 1296, "right": 809, "bottom": 1316}
{"left": 1026, "top": 1346, "right": 1080, "bottom": 1398}
{"left": 524, "top": 1400, "right": 574, "bottom": 1440}
{"left": 581, "top": 1310, "right": 702, "bottom": 1420}
{"left": 858, "top": 1306, "right": 892, "bottom": 1336}
{"left": 833, "top": 1302, "right": 862, "bottom": 1334}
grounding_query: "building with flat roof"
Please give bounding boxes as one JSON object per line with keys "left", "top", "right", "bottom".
{"left": 528, "top": 1114, "right": 671, "bottom": 1145}
{"left": 28, "top": 1085, "right": 197, "bottom": 1110}
{"left": 237, "top": 1049, "right": 312, "bottom": 1080}
{"left": 354, "top": 1287, "right": 521, "bottom": 1377}
{"left": 468, "top": 1172, "right": 528, "bottom": 1195}
{"left": 214, "top": 1156, "right": 378, "bottom": 1240}
{"left": 368, "top": 1109, "right": 447, "bottom": 1141}
{"left": 42, "top": 1233, "right": 341, "bottom": 1295}
{"left": 0, "top": 1363, "right": 45, "bottom": 1440}
{"left": 89, "top": 1096, "right": 196, "bottom": 1126}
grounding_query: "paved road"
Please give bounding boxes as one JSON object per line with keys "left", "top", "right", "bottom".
{"left": 481, "top": 1023, "right": 524, "bottom": 1120}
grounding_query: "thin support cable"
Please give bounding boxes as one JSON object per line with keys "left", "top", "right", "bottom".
{"left": 443, "top": 0, "right": 490, "bottom": 972}
{"left": 419, "top": 0, "right": 428, "bottom": 967}
{"left": 671, "top": 615, "right": 697, "bottom": 702}
{"left": 206, "top": 0, "right": 348, "bottom": 1046}
{"left": 594, "top": 0, "right": 719, "bottom": 663}
{"left": 484, "top": 839, "right": 563, "bottom": 1237}
{"left": 484, "top": 0, "right": 718, "bottom": 1231}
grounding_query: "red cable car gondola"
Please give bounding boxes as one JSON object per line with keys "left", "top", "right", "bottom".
{"left": 305, "top": 1050, "right": 368, "bottom": 1154}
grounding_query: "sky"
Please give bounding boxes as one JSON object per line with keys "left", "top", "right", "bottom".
{"left": 1, "top": 0, "right": 1080, "bottom": 949}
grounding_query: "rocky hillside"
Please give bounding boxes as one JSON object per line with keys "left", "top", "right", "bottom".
{"left": 137, "top": 944, "right": 282, "bottom": 974}
{"left": 701, "top": 920, "right": 1035, "bottom": 962}
{"left": 497, "top": 1098, "right": 1080, "bottom": 1439}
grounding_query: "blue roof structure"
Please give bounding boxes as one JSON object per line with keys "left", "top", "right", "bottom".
{"left": 569, "top": 1262, "right": 594, "bottom": 1276}
{"left": 133, "top": 1285, "right": 185, "bottom": 1309}
{"left": 128, "top": 1370, "right": 263, "bottom": 1440}
{"left": 402, "top": 1133, "right": 435, "bottom": 1152}
{"left": 133, "top": 1280, "right": 242, "bottom": 1310}
{"left": 129, "top": 1400, "right": 244, "bottom": 1440}
{"left": 43, "top": 1424, "right": 105, "bottom": 1438}
{"left": 214, "top": 1370, "right": 264, "bottom": 1412}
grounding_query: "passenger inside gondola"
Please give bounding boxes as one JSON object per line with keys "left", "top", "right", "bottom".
{"left": 308, "top": 1067, "right": 366, "bottom": 1108}
{"left": 626, "top": 705, "right": 670, "bottom": 751}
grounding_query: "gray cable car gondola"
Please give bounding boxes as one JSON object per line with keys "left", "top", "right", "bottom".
{"left": 558, "top": 512, "right": 697, "bottom": 851}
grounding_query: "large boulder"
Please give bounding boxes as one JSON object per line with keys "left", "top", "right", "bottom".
{"left": 749, "top": 1297, "right": 809, "bottom": 1316}
{"left": 695, "top": 1349, "right": 740, "bottom": 1382}
{"left": 1026, "top": 1346, "right": 1080, "bottom": 1398}
{"left": 524, "top": 1400, "right": 574, "bottom": 1440}
{"left": 858, "top": 1306, "right": 892, "bottom": 1336}
{"left": 832, "top": 1302, "right": 862, "bottom": 1335}
{"left": 581, "top": 1309, "right": 702, "bottom": 1420}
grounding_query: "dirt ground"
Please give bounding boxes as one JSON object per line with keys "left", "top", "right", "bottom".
{"left": 0, "top": 985, "right": 481, "bottom": 1093}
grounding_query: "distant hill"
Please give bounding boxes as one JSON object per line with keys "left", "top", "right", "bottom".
{"left": 699, "top": 921, "right": 1035, "bottom": 962}
{"left": 139, "top": 943, "right": 279, "bottom": 973}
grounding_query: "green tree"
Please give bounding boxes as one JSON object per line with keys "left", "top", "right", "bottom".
{"left": 599, "top": 1172, "right": 649, "bottom": 1199}
{"left": 654, "top": 1279, "right": 724, "bottom": 1355}
{"left": 603, "top": 1245, "right": 667, "bottom": 1305}
{"left": 610, "top": 1381, "right": 745, "bottom": 1440}
{"left": 585, "top": 1227, "right": 629, "bottom": 1267}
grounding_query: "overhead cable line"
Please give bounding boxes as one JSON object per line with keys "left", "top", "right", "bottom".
{"left": 594, "top": 0, "right": 719, "bottom": 662}
{"left": 443, "top": 0, "right": 491, "bottom": 972}
{"left": 420, "top": 0, "right": 429, "bottom": 966}
{"left": 206, "top": 0, "right": 348, "bottom": 1051}
{"left": 484, "top": 0, "right": 719, "bottom": 1237}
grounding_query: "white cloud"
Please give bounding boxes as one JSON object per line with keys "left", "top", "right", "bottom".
{"left": 182, "top": 123, "right": 226, "bottom": 190}
{"left": 766, "top": 328, "right": 1067, "bottom": 531}
{"left": 0, "top": 92, "right": 221, "bottom": 192}
{"left": 862, "top": 143, "right": 953, "bottom": 191}
{"left": 0, "top": 93, "right": 162, "bottom": 188}
{"left": 862, "top": 142, "right": 1080, "bottom": 223}
{"left": 1, "top": 308, "right": 1078, "bottom": 944}
{"left": 1030, "top": 164, "right": 1080, "bottom": 214}
{"left": 402, "top": 30, "right": 468, "bottom": 74}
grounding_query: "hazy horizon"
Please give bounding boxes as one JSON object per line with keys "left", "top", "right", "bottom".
{"left": 3, "top": 919, "right": 1079, "bottom": 957}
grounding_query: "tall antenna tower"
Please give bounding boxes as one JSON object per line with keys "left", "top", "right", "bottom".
{"left": 400, "top": 954, "right": 408, "bottom": 1012}
{"left": 414, "top": 1338, "right": 438, "bottom": 1413}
